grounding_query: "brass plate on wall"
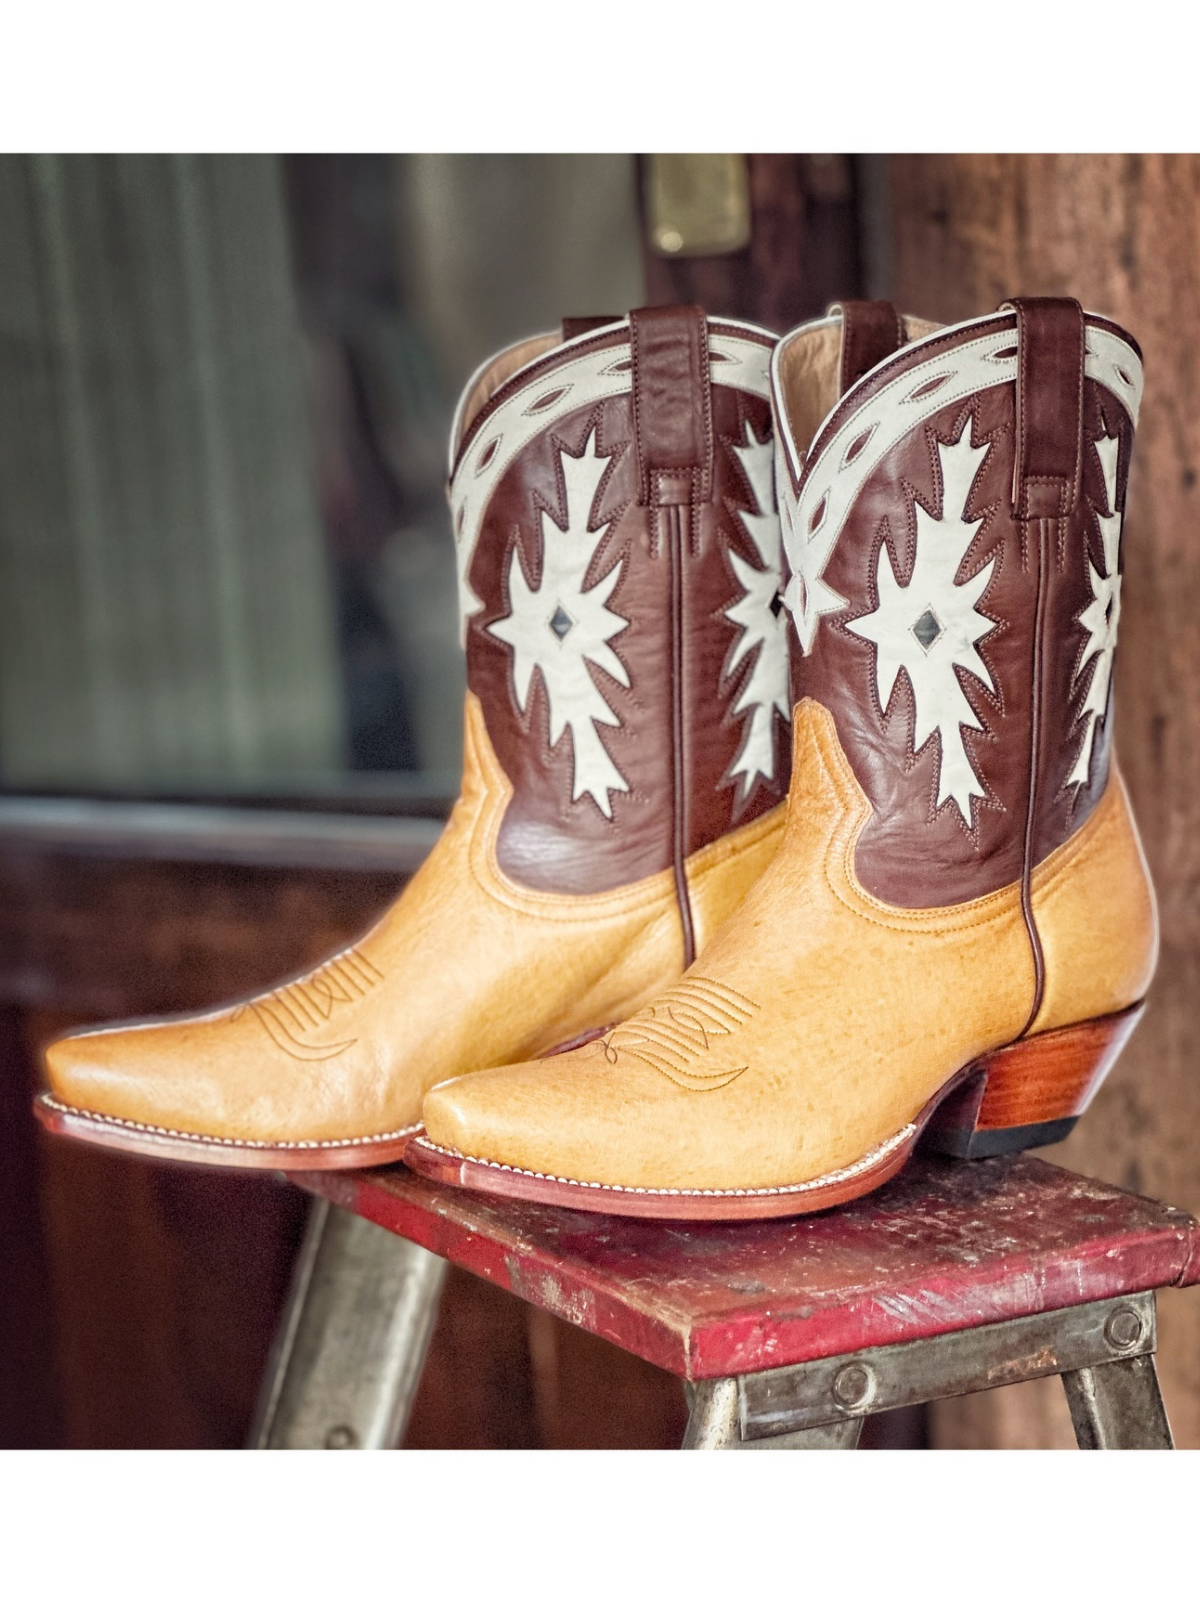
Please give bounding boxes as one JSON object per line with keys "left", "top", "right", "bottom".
{"left": 644, "top": 155, "right": 752, "bottom": 258}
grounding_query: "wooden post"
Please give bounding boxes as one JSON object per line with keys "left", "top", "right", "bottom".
{"left": 639, "top": 154, "right": 866, "bottom": 328}
{"left": 891, "top": 154, "right": 1200, "bottom": 1448}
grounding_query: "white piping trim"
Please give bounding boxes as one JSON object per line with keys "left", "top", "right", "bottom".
{"left": 449, "top": 322, "right": 776, "bottom": 641}
{"left": 767, "top": 311, "right": 842, "bottom": 484}
{"left": 774, "top": 315, "right": 1144, "bottom": 655}
{"left": 447, "top": 321, "right": 631, "bottom": 477}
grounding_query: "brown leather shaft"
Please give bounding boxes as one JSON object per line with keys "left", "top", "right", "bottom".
{"left": 460, "top": 314, "right": 790, "bottom": 903}
{"left": 417, "top": 301, "right": 1157, "bottom": 1205}
{"left": 836, "top": 300, "right": 906, "bottom": 395}
{"left": 791, "top": 303, "right": 1138, "bottom": 917}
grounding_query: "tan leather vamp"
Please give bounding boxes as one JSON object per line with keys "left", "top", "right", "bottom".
{"left": 45, "top": 693, "right": 784, "bottom": 1146}
{"left": 422, "top": 699, "right": 1157, "bottom": 1192}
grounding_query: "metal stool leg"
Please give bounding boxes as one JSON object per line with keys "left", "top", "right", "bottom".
{"left": 684, "top": 1292, "right": 1175, "bottom": 1451}
{"left": 682, "top": 1379, "right": 861, "bottom": 1450}
{"left": 682, "top": 1378, "right": 739, "bottom": 1448}
{"left": 249, "top": 1198, "right": 447, "bottom": 1449}
{"left": 1062, "top": 1354, "right": 1174, "bottom": 1449}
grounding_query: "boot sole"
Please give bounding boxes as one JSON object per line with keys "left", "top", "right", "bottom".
{"left": 402, "top": 1003, "right": 1146, "bottom": 1220}
{"left": 31, "top": 1095, "right": 422, "bottom": 1170}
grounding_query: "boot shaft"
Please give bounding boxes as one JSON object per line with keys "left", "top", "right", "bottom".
{"left": 773, "top": 298, "right": 1142, "bottom": 910}
{"left": 448, "top": 308, "right": 790, "bottom": 922}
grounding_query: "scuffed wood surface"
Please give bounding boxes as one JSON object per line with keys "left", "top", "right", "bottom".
{"left": 297, "top": 1153, "right": 1199, "bottom": 1383}
{"left": 891, "top": 153, "right": 1200, "bottom": 1447}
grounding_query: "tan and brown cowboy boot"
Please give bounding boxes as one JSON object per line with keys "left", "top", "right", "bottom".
{"left": 412, "top": 297, "right": 1158, "bottom": 1218}
{"left": 35, "top": 307, "right": 794, "bottom": 1167}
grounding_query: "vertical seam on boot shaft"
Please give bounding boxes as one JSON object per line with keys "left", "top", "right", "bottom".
{"left": 1019, "top": 516, "right": 1051, "bottom": 1036}
{"left": 668, "top": 502, "right": 697, "bottom": 969}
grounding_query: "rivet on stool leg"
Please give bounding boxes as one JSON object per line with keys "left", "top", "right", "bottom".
{"left": 1103, "top": 1305, "right": 1143, "bottom": 1351}
{"left": 832, "top": 1361, "right": 876, "bottom": 1410}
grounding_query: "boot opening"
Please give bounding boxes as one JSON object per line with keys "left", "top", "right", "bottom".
{"left": 775, "top": 312, "right": 942, "bottom": 463}
{"left": 453, "top": 331, "right": 562, "bottom": 455}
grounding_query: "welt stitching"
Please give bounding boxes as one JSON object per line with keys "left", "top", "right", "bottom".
{"left": 413, "top": 1125, "right": 914, "bottom": 1198}
{"left": 47, "top": 1099, "right": 422, "bottom": 1150}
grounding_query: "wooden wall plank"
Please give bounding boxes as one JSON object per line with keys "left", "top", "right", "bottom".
{"left": 890, "top": 153, "right": 1200, "bottom": 1448}
{"left": 640, "top": 154, "right": 863, "bottom": 330}
{"left": 0, "top": 1006, "right": 62, "bottom": 1446}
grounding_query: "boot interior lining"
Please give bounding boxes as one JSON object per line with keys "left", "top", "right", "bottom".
{"left": 456, "top": 332, "right": 561, "bottom": 450}
{"left": 459, "top": 311, "right": 945, "bottom": 474}
{"left": 777, "top": 313, "right": 942, "bottom": 461}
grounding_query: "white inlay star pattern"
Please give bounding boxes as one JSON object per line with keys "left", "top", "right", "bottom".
{"left": 847, "top": 420, "right": 998, "bottom": 824}
{"left": 1067, "top": 433, "right": 1124, "bottom": 788}
{"left": 724, "top": 422, "right": 790, "bottom": 796}
{"left": 488, "top": 430, "right": 630, "bottom": 817}
{"left": 775, "top": 318, "right": 1143, "bottom": 660}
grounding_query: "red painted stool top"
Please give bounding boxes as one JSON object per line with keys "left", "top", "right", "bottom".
{"left": 294, "top": 1154, "right": 1200, "bottom": 1381}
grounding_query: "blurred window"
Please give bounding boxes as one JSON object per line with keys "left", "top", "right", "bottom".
{"left": 0, "top": 154, "right": 644, "bottom": 806}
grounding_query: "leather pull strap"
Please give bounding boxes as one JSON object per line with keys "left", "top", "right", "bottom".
{"left": 562, "top": 315, "right": 617, "bottom": 342}
{"left": 630, "top": 304, "right": 713, "bottom": 506}
{"left": 1004, "top": 296, "right": 1085, "bottom": 520}
{"left": 833, "top": 300, "right": 905, "bottom": 395}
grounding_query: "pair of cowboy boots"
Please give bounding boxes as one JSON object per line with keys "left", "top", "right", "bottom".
{"left": 37, "top": 297, "right": 1157, "bottom": 1223}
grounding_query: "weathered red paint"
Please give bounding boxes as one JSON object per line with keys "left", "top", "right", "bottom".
{"left": 293, "top": 1154, "right": 1200, "bottom": 1381}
